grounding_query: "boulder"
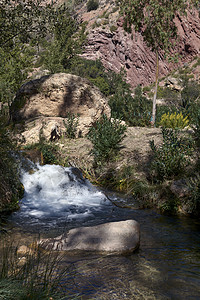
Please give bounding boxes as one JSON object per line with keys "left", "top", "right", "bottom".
{"left": 11, "top": 73, "right": 111, "bottom": 143}
{"left": 20, "top": 117, "right": 66, "bottom": 144}
{"left": 40, "top": 219, "right": 140, "bottom": 254}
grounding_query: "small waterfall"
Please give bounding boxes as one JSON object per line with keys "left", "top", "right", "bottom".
{"left": 11, "top": 163, "right": 111, "bottom": 230}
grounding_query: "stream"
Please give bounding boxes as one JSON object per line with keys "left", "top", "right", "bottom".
{"left": 1, "top": 163, "right": 200, "bottom": 299}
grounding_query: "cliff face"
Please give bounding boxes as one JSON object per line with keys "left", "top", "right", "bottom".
{"left": 80, "top": 4, "right": 200, "bottom": 88}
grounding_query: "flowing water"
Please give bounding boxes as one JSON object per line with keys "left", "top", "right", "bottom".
{"left": 1, "top": 163, "right": 200, "bottom": 299}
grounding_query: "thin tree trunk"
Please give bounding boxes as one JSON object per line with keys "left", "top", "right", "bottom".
{"left": 151, "top": 50, "right": 159, "bottom": 127}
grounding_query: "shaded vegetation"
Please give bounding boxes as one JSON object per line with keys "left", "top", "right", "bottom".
{"left": 0, "top": 115, "right": 23, "bottom": 213}
{"left": 0, "top": 240, "right": 72, "bottom": 300}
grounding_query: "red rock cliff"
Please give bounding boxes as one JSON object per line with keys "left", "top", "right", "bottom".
{"left": 80, "top": 5, "right": 200, "bottom": 88}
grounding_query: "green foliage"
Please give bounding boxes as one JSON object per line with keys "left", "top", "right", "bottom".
{"left": 181, "top": 80, "right": 200, "bottom": 113}
{"left": 0, "top": 44, "right": 35, "bottom": 105}
{"left": 42, "top": 7, "right": 86, "bottom": 74}
{"left": 159, "top": 112, "right": 189, "bottom": 129}
{"left": 0, "top": 1, "right": 79, "bottom": 105}
{"left": 118, "top": 0, "right": 190, "bottom": 53}
{"left": 87, "top": 0, "right": 99, "bottom": 12}
{"left": 87, "top": 114, "right": 127, "bottom": 165}
{"left": 192, "top": 107, "right": 200, "bottom": 149}
{"left": 0, "top": 279, "right": 28, "bottom": 300}
{"left": 109, "top": 82, "right": 152, "bottom": 126}
{"left": 0, "top": 117, "right": 24, "bottom": 213}
{"left": 38, "top": 142, "right": 59, "bottom": 165}
{"left": 157, "top": 86, "right": 180, "bottom": 102}
{"left": 155, "top": 105, "right": 178, "bottom": 127}
{"left": 64, "top": 113, "right": 79, "bottom": 138}
{"left": 187, "top": 174, "right": 200, "bottom": 215}
{"left": 110, "top": 25, "right": 117, "bottom": 32}
{"left": 150, "top": 128, "right": 193, "bottom": 182}
{"left": 118, "top": 0, "right": 196, "bottom": 126}
{"left": 66, "top": 58, "right": 112, "bottom": 96}
{"left": 0, "top": 240, "right": 69, "bottom": 300}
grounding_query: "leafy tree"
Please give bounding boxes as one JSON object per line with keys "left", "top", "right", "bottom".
{"left": 42, "top": 7, "right": 87, "bottom": 73}
{"left": 0, "top": 0, "right": 79, "bottom": 105}
{"left": 118, "top": 0, "right": 198, "bottom": 126}
{"left": 109, "top": 71, "right": 152, "bottom": 126}
{"left": 0, "top": 0, "right": 79, "bottom": 211}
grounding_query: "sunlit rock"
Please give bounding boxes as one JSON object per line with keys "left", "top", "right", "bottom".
{"left": 40, "top": 219, "right": 140, "bottom": 254}
{"left": 11, "top": 73, "right": 111, "bottom": 144}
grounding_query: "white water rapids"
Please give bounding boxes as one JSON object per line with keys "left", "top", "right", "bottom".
{"left": 11, "top": 163, "right": 111, "bottom": 229}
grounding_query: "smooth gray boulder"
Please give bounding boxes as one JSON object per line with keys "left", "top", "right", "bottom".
{"left": 40, "top": 220, "right": 140, "bottom": 254}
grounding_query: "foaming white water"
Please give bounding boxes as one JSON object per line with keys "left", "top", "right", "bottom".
{"left": 13, "top": 164, "right": 110, "bottom": 227}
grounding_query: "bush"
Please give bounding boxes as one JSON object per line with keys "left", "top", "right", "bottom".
{"left": 149, "top": 128, "right": 193, "bottom": 182}
{"left": 68, "top": 58, "right": 112, "bottom": 96}
{"left": 38, "top": 142, "right": 59, "bottom": 165}
{"left": 87, "top": 114, "right": 127, "bottom": 165}
{"left": 193, "top": 108, "right": 200, "bottom": 149}
{"left": 109, "top": 82, "right": 152, "bottom": 127}
{"left": 0, "top": 116, "right": 24, "bottom": 213}
{"left": 64, "top": 113, "right": 79, "bottom": 138}
{"left": 186, "top": 173, "right": 200, "bottom": 215}
{"left": 181, "top": 80, "right": 200, "bottom": 109}
{"left": 159, "top": 112, "right": 189, "bottom": 129}
{"left": 87, "top": 0, "right": 99, "bottom": 11}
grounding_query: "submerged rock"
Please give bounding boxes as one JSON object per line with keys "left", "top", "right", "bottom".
{"left": 40, "top": 220, "right": 140, "bottom": 254}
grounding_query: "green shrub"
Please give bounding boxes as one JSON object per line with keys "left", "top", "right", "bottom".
{"left": 87, "top": 114, "right": 127, "bottom": 165}
{"left": 64, "top": 113, "right": 79, "bottom": 138}
{"left": 193, "top": 109, "right": 200, "bottom": 148}
{"left": 0, "top": 116, "right": 24, "bottom": 213}
{"left": 149, "top": 128, "right": 193, "bottom": 182}
{"left": 109, "top": 82, "right": 152, "bottom": 127}
{"left": 110, "top": 25, "right": 117, "bottom": 32}
{"left": 181, "top": 80, "right": 200, "bottom": 111}
{"left": 159, "top": 112, "right": 189, "bottom": 129}
{"left": 155, "top": 105, "right": 178, "bottom": 127}
{"left": 186, "top": 173, "right": 200, "bottom": 215}
{"left": 157, "top": 86, "right": 179, "bottom": 102}
{"left": 87, "top": 0, "right": 99, "bottom": 11}
{"left": 38, "top": 142, "right": 59, "bottom": 165}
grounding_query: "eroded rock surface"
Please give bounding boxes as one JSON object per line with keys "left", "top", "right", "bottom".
{"left": 40, "top": 220, "right": 140, "bottom": 254}
{"left": 81, "top": 6, "right": 200, "bottom": 88}
{"left": 11, "top": 73, "right": 111, "bottom": 144}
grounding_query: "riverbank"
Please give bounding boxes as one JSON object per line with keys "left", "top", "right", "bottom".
{"left": 21, "top": 126, "right": 198, "bottom": 216}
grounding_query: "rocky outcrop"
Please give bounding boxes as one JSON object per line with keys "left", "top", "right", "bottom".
{"left": 81, "top": 7, "right": 200, "bottom": 88}
{"left": 11, "top": 73, "right": 111, "bottom": 144}
{"left": 40, "top": 220, "right": 140, "bottom": 254}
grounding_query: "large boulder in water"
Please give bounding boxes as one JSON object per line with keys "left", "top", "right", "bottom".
{"left": 40, "top": 220, "right": 140, "bottom": 254}
{"left": 11, "top": 73, "right": 111, "bottom": 143}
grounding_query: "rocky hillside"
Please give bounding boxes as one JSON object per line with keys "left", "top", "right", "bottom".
{"left": 77, "top": 0, "right": 200, "bottom": 88}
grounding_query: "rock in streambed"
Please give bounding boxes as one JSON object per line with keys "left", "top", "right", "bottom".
{"left": 40, "top": 220, "right": 140, "bottom": 254}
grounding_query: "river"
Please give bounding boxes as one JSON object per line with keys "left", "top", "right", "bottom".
{"left": 1, "top": 163, "right": 200, "bottom": 299}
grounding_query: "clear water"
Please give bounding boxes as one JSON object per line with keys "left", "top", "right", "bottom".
{"left": 2, "top": 164, "right": 200, "bottom": 299}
